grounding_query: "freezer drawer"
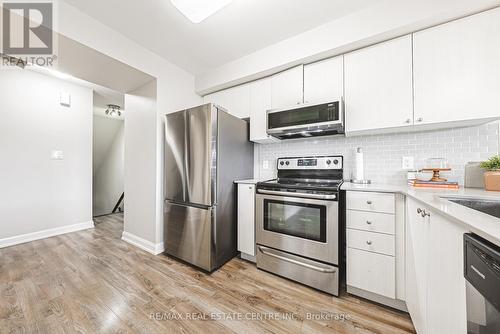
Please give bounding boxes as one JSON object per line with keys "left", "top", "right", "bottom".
{"left": 257, "top": 245, "right": 339, "bottom": 295}
{"left": 164, "top": 202, "right": 214, "bottom": 271}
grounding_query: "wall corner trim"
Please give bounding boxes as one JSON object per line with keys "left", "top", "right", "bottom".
{"left": 121, "top": 231, "right": 165, "bottom": 255}
{"left": 0, "top": 221, "right": 95, "bottom": 249}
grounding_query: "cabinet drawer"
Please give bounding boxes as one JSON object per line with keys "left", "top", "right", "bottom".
{"left": 347, "top": 229, "right": 395, "bottom": 256}
{"left": 347, "top": 247, "right": 395, "bottom": 299}
{"left": 347, "top": 191, "right": 395, "bottom": 214}
{"left": 347, "top": 210, "right": 395, "bottom": 235}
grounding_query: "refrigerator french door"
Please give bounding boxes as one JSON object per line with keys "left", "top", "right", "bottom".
{"left": 164, "top": 104, "right": 253, "bottom": 272}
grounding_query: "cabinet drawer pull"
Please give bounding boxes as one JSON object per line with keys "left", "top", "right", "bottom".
{"left": 366, "top": 221, "right": 373, "bottom": 225}
{"left": 366, "top": 201, "right": 373, "bottom": 205}
{"left": 366, "top": 240, "right": 372, "bottom": 245}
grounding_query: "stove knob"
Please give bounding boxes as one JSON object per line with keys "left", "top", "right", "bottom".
{"left": 279, "top": 161, "right": 284, "bottom": 166}
{"left": 285, "top": 161, "right": 290, "bottom": 166}
{"left": 333, "top": 159, "right": 339, "bottom": 165}
{"left": 326, "top": 159, "right": 332, "bottom": 165}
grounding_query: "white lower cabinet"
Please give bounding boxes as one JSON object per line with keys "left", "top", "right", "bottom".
{"left": 237, "top": 183, "right": 256, "bottom": 259}
{"left": 346, "top": 191, "right": 406, "bottom": 310}
{"left": 406, "top": 198, "right": 468, "bottom": 334}
{"left": 347, "top": 248, "right": 396, "bottom": 299}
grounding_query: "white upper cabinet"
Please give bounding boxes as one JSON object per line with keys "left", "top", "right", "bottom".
{"left": 345, "top": 35, "right": 413, "bottom": 134}
{"left": 249, "top": 78, "right": 277, "bottom": 143}
{"left": 271, "top": 65, "right": 304, "bottom": 109}
{"left": 203, "top": 84, "right": 251, "bottom": 119}
{"left": 413, "top": 8, "right": 500, "bottom": 125}
{"left": 304, "top": 56, "right": 344, "bottom": 104}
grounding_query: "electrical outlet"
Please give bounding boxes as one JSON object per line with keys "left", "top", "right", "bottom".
{"left": 262, "top": 160, "right": 269, "bottom": 170}
{"left": 402, "top": 156, "right": 414, "bottom": 170}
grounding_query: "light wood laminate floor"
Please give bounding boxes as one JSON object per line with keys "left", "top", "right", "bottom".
{"left": 0, "top": 214, "right": 415, "bottom": 333}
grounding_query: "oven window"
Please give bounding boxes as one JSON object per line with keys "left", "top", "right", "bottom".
{"left": 263, "top": 199, "right": 326, "bottom": 242}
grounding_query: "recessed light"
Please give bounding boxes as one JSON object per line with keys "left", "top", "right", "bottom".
{"left": 170, "top": 0, "right": 232, "bottom": 23}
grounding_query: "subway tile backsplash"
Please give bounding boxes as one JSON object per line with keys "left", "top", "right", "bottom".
{"left": 255, "top": 122, "right": 500, "bottom": 185}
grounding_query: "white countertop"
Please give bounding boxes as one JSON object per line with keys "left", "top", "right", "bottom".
{"left": 342, "top": 182, "right": 500, "bottom": 246}
{"left": 234, "top": 179, "right": 264, "bottom": 184}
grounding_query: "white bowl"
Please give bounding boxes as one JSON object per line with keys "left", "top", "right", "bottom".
{"left": 416, "top": 172, "right": 433, "bottom": 182}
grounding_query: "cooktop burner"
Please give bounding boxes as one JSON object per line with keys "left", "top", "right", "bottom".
{"left": 256, "top": 156, "right": 344, "bottom": 195}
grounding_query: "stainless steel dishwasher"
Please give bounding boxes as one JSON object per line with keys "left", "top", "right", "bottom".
{"left": 464, "top": 233, "right": 500, "bottom": 334}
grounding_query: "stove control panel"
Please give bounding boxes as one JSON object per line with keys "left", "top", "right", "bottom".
{"left": 277, "top": 156, "right": 343, "bottom": 170}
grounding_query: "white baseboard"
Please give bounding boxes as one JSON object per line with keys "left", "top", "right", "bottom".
{"left": 0, "top": 221, "right": 95, "bottom": 249}
{"left": 121, "top": 231, "right": 164, "bottom": 255}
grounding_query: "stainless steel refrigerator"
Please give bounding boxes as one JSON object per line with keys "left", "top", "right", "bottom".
{"left": 164, "top": 103, "right": 254, "bottom": 272}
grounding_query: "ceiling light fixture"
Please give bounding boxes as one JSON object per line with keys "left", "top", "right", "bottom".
{"left": 170, "top": 0, "right": 232, "bottom": 23}
{"left": 105, "top": 104, "right": 122, "bottom": 117}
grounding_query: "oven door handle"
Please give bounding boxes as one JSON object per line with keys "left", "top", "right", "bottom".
{"left": 258, "top": 246, "right": 337, "bottom": 273}
{"left": 257, "top": 189, "right": 336, "bottom": 200}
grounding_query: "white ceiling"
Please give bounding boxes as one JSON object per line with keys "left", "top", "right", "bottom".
{"left": 61, "top": 0, "right": 379, "bottom": 75}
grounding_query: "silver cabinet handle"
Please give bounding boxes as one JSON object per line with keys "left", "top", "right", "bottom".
{"left": 258, "top": 247, "right": 336, "bottom": 273}
{"left": 417, "top": 208, "right": 430, "bottom": 218}
{"left": 257, "top": 189, "right": 336, "bottom": 200}
{"left": 417, "top": 117, "right": 423, "bottom": 122}
{"left": 470, "top": 265, "right": 486, "bottom": 279}
{"left": 366, "top": 221, "right": 373, "bottom": 225}
{"left": 367, "top": 201, "right": 373, "bottom": 205}
{"left": 366, "top": 241, "right": 372, "bottom": 245}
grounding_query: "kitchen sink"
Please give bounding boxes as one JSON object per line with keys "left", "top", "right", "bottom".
{"left": 445, "top": 197, "right": 500, "bottom": 219}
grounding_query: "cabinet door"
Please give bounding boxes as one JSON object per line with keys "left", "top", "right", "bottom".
{"left": 237, "top": 184, "right": 255, "bottom": 256}
{"left": 426, "top": 213, "right": 468, "bottom": 334}
{"left": 203, "top": 85, "right": 250, "bottom": 119}
{"left": 249, "top": 78, "right": 277, "bottom": 143}
{"left": 204, "top": 90, "right": 228, "bottom": 108}
{"left": 345, "top": 35, "right": 413, "bottom": 134}
{"left": 304, "top": 56, "right": 343, "bottom": 104}
{"left": 271, "top": 65, "right": 304, "bottom": 109}
{"left": 413, "top": 8, "right": 500, "bottom": 125}
{"left": 226, "top": 84, "right": 251, "bottom": 119}
{"left": 405, "top": 198, "right": 429, "bottom": 334}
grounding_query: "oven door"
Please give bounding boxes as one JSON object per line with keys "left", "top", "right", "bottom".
{"left": 256, "top": 193, "right": 338, "bottom": 265}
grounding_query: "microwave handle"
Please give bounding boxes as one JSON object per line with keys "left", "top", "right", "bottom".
{"left": 257, "top": 189, "right": 336, "bottom": 200}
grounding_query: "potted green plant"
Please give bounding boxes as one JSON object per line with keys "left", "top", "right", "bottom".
{"left": 480, "top": 155, "right": 500, "bottom": 191}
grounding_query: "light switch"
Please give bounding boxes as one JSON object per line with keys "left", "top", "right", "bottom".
{"left": 51, "top": 150, "right": 64, "bottom": 160}
{"left": 60, "top": 91, "right": 71, "bottom": 107}
{"left": 262, "top": 160, "right": 269, "bottom": 170}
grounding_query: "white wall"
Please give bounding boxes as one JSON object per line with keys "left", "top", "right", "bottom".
{"left": 93, "top": 116, "right": 124, "bottom": 216}
{"left": 57, "top": 1, "right": 202, "bottom": 251}
{"left": 196, "top": 0, "right": 500, "bottom": 94}
{"left": 124, "top": 80, "right": 158, "bottom": 245}
{"left": 0, "top": 69, "right": 93, "bottom": 241}
{"left": 256, "top": 122, "right": 500, "bottom": 185}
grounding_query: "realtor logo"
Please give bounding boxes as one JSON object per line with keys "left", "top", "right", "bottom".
{"left": 2, "top": 2, "right": 53, "bottom": 55}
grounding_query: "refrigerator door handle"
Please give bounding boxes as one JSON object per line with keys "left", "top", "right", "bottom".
{"left": 165, "top": 200, "right": 212, "bottom": 210}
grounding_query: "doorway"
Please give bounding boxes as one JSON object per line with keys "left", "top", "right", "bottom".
{"left": 92, "top": 90, "right": 125, "bottom": 218}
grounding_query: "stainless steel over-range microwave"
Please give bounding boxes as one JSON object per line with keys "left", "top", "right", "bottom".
{"left": 266, "top": 99, "right": 344, "bottom": 140}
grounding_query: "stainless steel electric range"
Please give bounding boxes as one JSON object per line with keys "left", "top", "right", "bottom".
{"left": 255, "top": 156, "right": 344, "bottom": 295}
